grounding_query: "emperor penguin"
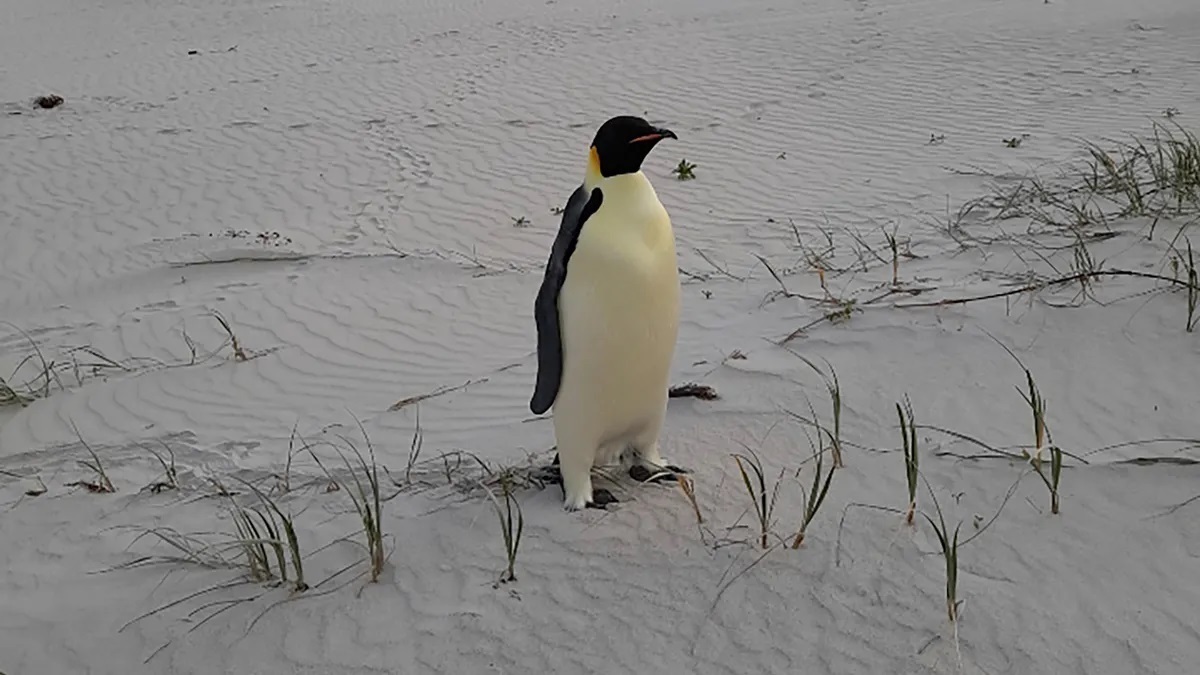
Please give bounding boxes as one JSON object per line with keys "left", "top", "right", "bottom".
{"left": 530, "top": 115, "right": 687, "bottom": 511}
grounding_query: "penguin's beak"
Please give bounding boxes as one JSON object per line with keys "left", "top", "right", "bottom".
{"left": 630, "top": 127, "right": 677, "bottom": 144}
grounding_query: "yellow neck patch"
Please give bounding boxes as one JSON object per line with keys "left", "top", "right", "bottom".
{"left": 584, "top": 146, "right": 603, "bottom": 190}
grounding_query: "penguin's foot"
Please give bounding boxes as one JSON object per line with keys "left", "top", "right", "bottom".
{"left": 532, "top": 455, "right": 562, "bottom": 485}
{"left": 586, "top": 488, "right": 618, "bottom": 510}
{"left": 628, "top": 463, "right": 689, "bottom": 484}
{"left": 563, "top": 488, "right": 617, "bottom": 511}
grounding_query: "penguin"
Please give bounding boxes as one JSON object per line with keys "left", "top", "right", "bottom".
{"left": 530, "top": 115, "right": 688, "bottom": 511}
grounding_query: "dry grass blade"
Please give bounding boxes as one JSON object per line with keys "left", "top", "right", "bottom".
{"left": 676, "top": 474, "right": 704, "bottom": 525}
{"left": 210, "top": 309, "right": 248, "bottom": 361}
{"left": 141, "top": 441, "right": 178, "bottom": 493}
{"left": 405, "top": 403, "right": 423, "bottom": 484}
{"left": 388, "top": 377, "right": 488, "bottom": 412}
{"left": 68, "top": 422, "right": 115, "bottom": 493}
{"left": 0, "top": 374, "right": 33, "bottom": 407}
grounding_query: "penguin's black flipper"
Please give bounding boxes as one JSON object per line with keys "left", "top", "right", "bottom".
{"left": 529, "top": 186, "right": 604, "bottom": 416}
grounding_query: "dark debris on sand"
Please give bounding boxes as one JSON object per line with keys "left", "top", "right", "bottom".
{"left": 668, "top": 382, "right": 719, "bottom": 400}
{"left": 34, "top": 95, "right": 64, "bottom": 109}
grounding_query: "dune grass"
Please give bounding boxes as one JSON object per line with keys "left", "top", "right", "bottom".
{"left": 482, "top": 471, "right": 524, "bottom": 585}
{"left": 916, "top": 475, "right": 962, "bottom": 624}
{"left": 1017, "top": 366, "right": 1064, "bottom": 514}
{"left": 231, "top": 478, "right": 307, "bottom": 591}
{"left": 69, "top": 424, "right": 115, "bottom": 493}
{"left": 304, "top": 422, "right": 386, "bottom": 583}
{"left": 788, "top": 354, "right": 845, "bottom": 467}
{"left": 142, "top": 441, "right": 179, "bottom": 494}
{"left": 732, "top": 448, "right": 784, "bottom": 550}
{"left": 973, "top": 121, "right": 1200, "bottom": 241}
{"left": 789, "top": 428, "right": 837, "bottom": 549}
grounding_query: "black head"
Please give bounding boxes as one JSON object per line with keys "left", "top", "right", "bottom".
{"left": 590, "top": 115, "right": 677, "bottom": 178}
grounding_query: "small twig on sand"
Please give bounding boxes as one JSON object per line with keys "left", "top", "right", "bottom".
{"left": 389, "top": 377, "right": 488, "bottom": 411}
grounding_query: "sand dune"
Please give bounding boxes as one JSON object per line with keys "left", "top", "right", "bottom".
{"left": 3, "top": 0, "right": 1200, "bottom": 673}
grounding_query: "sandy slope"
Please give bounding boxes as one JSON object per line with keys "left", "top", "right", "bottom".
{"left": 3, "top": 0, "right": 1200, "bottom": 673}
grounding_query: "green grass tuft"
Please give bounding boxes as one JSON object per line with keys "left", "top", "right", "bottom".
{"left": 732, "top": 448, "right": 783, "bottom": 550}
{"left": 789, "top": 426, "right": 837, "bottom": 549}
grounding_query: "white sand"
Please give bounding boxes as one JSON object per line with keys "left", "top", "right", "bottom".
{"left": 3, "top": 0, "right": 1200, "bottom": 672}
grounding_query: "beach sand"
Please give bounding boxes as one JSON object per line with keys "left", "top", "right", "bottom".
{"left": 3, "top": 0, "right": 1199, "bottom": 672}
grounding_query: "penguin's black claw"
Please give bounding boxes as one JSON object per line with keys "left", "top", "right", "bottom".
{"left": 533, "top": 454, "right": 563, "bottom": 485}
{"left": 586, "top": 488, "right": 618, "bottom": 509}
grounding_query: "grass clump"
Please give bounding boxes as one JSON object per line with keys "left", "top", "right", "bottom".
{"left": 482, "top": 471, "right": 524, "bottom": 585}
{"left": 230, "top": 478, "right": 307, "bottom": 591}
{"left": 305, "top": 421, "right": 386, "bottom": 583}
{"left": 0, "top": 374, "right": 33, "bottom": 407}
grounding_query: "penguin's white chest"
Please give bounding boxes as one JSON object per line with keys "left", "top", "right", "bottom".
{"left": 555, "top": 176, "right": 680, "bottom": 457}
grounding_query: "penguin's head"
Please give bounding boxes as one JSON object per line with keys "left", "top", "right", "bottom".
{"left": 589, "top": 115, "right": 677, "bottom": 178}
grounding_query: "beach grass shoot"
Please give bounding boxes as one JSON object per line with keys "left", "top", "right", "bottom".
{"left": 71, "top": 425, "right": 115, "bottom": 494}
{"left": 897, "top": 397, "right": 919, "bottom": 526}
{"left": 789, "top": 428, "right": 837, "bottom": 549}
{"left": 732, "top": 448, "right": 783, "bottom": 550}
{"left": 305, "top": 424, "right": 386, "bottom": 583}
{"left": 234, "top": 477, "right": 308, "bottom": 591}
{"left": 483, "top": 471, "right": 524, "bottom": 585}
{"left": 1019, "top": 368, "right": 1049, "bottom": 468}
{"left": 918, "top": 478, "right": 962, "bottom": 624}
{"left": 792, "top": 354, "right": 845, "bottom": 467}
{"left": 228, "top": 499, "right": 278, "bottom": 584}
{"left": 143, "top": 441, "right": 179, "bottom": 494}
